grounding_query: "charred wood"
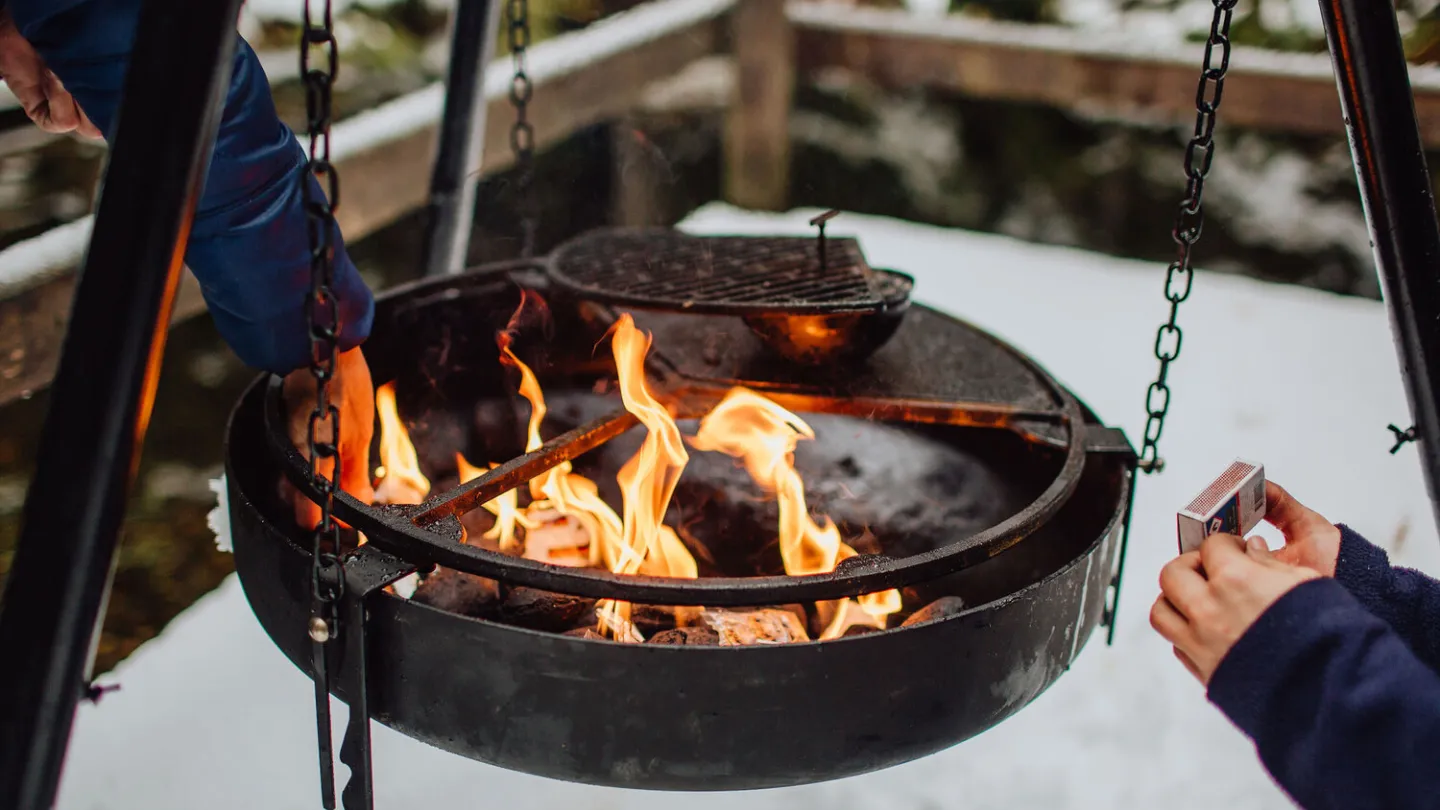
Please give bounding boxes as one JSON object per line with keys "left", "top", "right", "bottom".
{"left": 900, "top": 595, "right": 967, "bottom": 627}
{"left": 647, "top": 626, "right": 721, "bottom": 645}
{"left": 412, "top": 567, "right": 502, "bottom": 618}
{"left": 498, "top": 587, "right": 597, "bottom": 632}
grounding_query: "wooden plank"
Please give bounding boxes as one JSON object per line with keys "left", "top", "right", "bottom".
{"left": 724, "top": 0, "right": 794, "bottom": 211}
{"left": 0, "top": 10, "right": 721, "bottom": 405}
{"left": 789, "top": 2, "right": 1440, "bottom": 144}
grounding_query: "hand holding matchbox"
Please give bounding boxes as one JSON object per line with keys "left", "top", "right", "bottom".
{"left": 1177, "top": 460, "right": 1267, "bottom": 553}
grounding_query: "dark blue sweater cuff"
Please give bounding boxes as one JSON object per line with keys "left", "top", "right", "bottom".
{"left": 1333, "top": 523, "right": 1392, "bottom": 610}
{"left": 1206, "top": 577, "right": 1358, "bottom": 740}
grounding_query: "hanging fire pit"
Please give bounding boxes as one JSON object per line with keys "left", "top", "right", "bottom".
{"left": 225, "top": 229, "right": 1135, "bottom": 793}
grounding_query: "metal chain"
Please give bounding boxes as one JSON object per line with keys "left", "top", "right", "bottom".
{"left": 301, "top": 0, "right": 345, "bottom": 642}
{"left": 1138, "top": 0, "right": 1238, "bottom": 474}
{"left": 507, "top": 0, "right": 537, "bottom": 258}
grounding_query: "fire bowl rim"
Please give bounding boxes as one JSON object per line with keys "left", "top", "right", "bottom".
{"left": 225, "top": 375, "right": 1132, "bottom": 789}
{"left": 241, "top": 395, "right": 1131, "bottom": 648}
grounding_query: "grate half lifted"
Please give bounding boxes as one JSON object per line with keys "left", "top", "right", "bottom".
{"left": 547, "top": 229, "right": 894, "bottom": 316}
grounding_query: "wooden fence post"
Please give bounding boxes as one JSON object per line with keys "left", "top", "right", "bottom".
{"left": 724, "top": 0, "right": 794, "bottom": 211}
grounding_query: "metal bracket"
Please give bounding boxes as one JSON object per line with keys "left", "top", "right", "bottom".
{"left": 324, "top": 544, "right": 417, "bottom": 810}
{"left": 1085, "top": 424, "right": 1138, "bottom": 646}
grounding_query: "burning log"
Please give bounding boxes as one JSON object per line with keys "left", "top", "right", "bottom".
{"left": 900, "top": 596, "right": 967, "bottom": 627}
{"left": 564, "top": 626, "right": 606, "bottom": 640}
{"left": 521, "top": 511, "right": 592, "bottom": 567}
{"left": 700, "top": 608, "right": 809, "bottom": 645}
{"left": 557, "top": 395, "right": 1024, "bottom": 568}
{"left": 457, "top": 508, "right": 505, "bottom": 553}
{"left": 411, "top": 568, "right": 501, "bottom": 618}
{"left": 631, "top": 604, "right": 682, "bottom": 636}
{"left": 647, "top": 626, "right": 721, "bottom": 645}
{"left": 498, "top": 587, "right": 597, "bottom": 632}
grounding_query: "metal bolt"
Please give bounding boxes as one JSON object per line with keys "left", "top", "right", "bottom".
{"left": 1388, "top": 423, "right": 1419, "bottom": 454}
{"left": 82, "top": 681, "right": 121, "bottom": 704}
{"left": 308, "top": 616, "right": 331, "bottom": 643}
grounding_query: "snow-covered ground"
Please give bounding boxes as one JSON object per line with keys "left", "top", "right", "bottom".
{"left": 54, "top": 205, "right": 1439, "bottom": 810}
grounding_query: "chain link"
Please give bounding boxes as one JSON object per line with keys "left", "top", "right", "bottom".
{"left": 507, "top": 0, "right": 537, "bottom": 258}
{"left": 301, "top": 0, "right": 346, "bottom": 627}
{"left": 1138, "top": 0, "right": 1237, "bottom": 474}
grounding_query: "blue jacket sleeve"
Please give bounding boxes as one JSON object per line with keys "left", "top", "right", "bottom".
{"left": 10, "top": 0, "right": 374, "bottom": 374}
{"left": 1332, "top": 524, "right": 1440, "bottom": 672}
{"left": 1208, "top": 578, "right": 1440, "bottom": 810}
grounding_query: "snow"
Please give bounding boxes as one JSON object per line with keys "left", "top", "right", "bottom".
{"left": 56, "top": 204, "right": 1439, "bottom": 810}
{"left": 207, "top": 477, "right": 232, "bottom": 554}
{"left": 0, "top": 216, "right": 94, "bottom": 296}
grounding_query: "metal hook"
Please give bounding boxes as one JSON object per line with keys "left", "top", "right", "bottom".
{"left": 809, "top": 209, "right": 840, "bottom": 272}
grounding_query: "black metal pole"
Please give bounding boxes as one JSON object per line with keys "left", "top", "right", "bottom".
{"left": 420, "top": 0, "right": 503, "bottom": 277}
{"left": 1319, "top": 0, "right": 1440, "bottom": 531}
{"left": 0, "top": 1, "right": 242, "bottom": 807}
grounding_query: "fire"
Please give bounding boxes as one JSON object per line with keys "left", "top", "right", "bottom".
{"left": 691, "top": 387, "right": 901, "bottom": 637}
{"left": 495, "top": 312, "right": 696, "bottom": 639}
{"left": 373, "top": 382, "right": 430, "bottom": 505}
{"left": 455, "top": 453, "right": 527, "bottom": 552}
{"left": 594, "top": 315, "right": 699, "bottom": 638}
{"left": 608, "top": 316, "right": 695, "bottom": 580}
{"left": 498, "top": 334, "right": 622, "bottom": 568}
{"left": 369, "top": 308, "right": 902, "bottom": 643}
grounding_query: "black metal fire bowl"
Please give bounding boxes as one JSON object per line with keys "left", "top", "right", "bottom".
{"left": 225, "top": 260, "right": 1134, "bottom": 791}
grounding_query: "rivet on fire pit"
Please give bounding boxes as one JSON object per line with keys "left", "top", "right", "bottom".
{"left": 834, "top": 553, "right": 889, "bottom": 576}
{"left": 307, "top": 616, "right": 331, "bottom": 643}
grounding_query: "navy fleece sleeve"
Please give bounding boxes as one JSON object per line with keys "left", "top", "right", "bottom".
{"left": 9, "top": 0, "right": 373, "bottom": 374}
{"left": 1208, "top": 578, "right": 1440, "bottom": 810}
{"left": 1331, "top": 524, "right": 1440, "bottom": 672}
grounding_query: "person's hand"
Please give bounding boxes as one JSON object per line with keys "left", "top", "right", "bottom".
{"left": 282, "top": 347, "right": 376, "bottom": 529}
{"left": 0, "top": 10, "right": 102, "bottom": 139}
{"left": 1264, "top": 480, "right": 1342, "bottom": 576}
{"left": 1151, "top": 533, "right": 1321, "bottom": 685}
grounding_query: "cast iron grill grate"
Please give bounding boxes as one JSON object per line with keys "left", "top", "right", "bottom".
{"left": 548, "top": 230, "right": 887, "bottom": 316}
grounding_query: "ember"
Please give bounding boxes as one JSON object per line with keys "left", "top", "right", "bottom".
{"left": 375, "top": 303, "right": 903, "bottom": 643}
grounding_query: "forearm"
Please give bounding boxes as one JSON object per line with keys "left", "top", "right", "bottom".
{"left": 11, "top": 0, "right": 373, "bottom": 373}
{"left": 1332, "top": 524, "right": 1440, "bottom": 672}
{"left": 1209, "top": 578, "right": 1440, "bottom": 810}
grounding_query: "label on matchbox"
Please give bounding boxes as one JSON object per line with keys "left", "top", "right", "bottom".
{"left": 1176, "top": 459, "right": 1266, "bottom": 554}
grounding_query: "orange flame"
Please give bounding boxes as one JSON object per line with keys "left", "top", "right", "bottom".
{"left": 373, "top": 382, "right": 430, "bottom": 506}
{"left": 493, "top": 310, "right": 695, "bottom": 643}
{"left": 375, "top": 298, "right": 898, "bottom": 644}
{"left": 595, "top": 314, "right": 698, "bottom": 639}
{"left": 456, "top": 453, "right": 528, "bottom": 552}
{"left": 691, "top": 387, "right": 900, "bottom": 636}
{"left": 498, "top": 329, "right": 623, "bottom": 569}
